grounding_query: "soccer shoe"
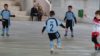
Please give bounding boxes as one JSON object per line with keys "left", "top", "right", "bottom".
{"left": 57, "top": 47, "right": 63, "bottom": 49}
{"left": 50, "top": 50, "right": 54, "bottom": 54}
{"left": 71, "top": 35, "right": 74, "bottom": 38}
{"left": 50, "top": 48, "right": 54, "bottom": 54}
{"left": 54, "top": 43, "right": 64, "bottom": 49}
{"left": 6, "top": 33, "right": 10, "bottom": 37}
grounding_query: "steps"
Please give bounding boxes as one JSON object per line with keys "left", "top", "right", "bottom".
{"left": 0, "top": 0, "right": 13, "bottom": 6}
{"left": 0, "top": 6, "right": 20, "bottom": 11}
{"left": 0, "top": 0, "right": 30, "bottom": 21}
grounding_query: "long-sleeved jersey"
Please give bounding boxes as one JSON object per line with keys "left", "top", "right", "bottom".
{"left": 92, "top": 17, "right": 100, "bottom": 33}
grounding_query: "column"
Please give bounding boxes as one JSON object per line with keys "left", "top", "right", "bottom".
{"left": 24, "top": 0, "right": 34, "bottom": 15}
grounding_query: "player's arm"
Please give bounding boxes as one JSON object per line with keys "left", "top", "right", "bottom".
{"left": 93, "top": 20, "right": 100, "bottom": 25}
{"left": 60, "top": 24, "right": 65, "bottom": 28}
{"left": 9, "top": 11, "right": 16, "bottom": 17}
{"left": 72, "top": 12, "right": 77, "bottom": 24}
{"left": 74, "top": 16, "right": 77, "bottom": 24}
{"left": 10, "top": 15, "right": 16, "bottom": 17}
{"left": 64, "top": 13, "right": 67, "bottom": 21}
{"left": 57, "top": 19, "right": 65, "bottom": 28}
{"left": 42, "top": 26, "right": 46, "bottom": 33}
{"left": 0, "top": 12, "right": 2, "bottom": 21}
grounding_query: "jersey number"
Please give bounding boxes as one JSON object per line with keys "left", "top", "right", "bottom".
{"left": 50, "top": 24, "right": 53, "bottom": 32}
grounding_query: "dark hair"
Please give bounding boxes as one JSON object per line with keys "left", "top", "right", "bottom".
{"left": 50, "top": 10, "right": 55, "bottom": 16}
{"left": 95, "top": 10, "right": 100, "bottom": 15}
{"left": 68, "top": 5, "right": 72, "bottom": 8}
{"left": 4, "top": 4, "right": 8, "bottom": 7}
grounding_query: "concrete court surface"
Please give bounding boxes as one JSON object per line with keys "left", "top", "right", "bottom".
{"left": 0, "top": 21, "right": 99, "bottom": 56}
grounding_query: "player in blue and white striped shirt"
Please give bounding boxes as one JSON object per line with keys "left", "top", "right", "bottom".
{"left": 42, "top": 11, "right": 65, "bottom": 54}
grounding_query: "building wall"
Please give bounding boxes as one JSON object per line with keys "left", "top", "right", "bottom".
{"left": 35, "top": 0, "right": 51, "bottom": 16}
{"left": 51, "top": 0, "right": 99, "bottom": 23}
{"left": 20, "top": 0, "right": 51, "bottom": 16}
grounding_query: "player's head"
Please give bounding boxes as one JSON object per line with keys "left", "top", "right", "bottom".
{"left": 50, "top": 10, "right": 55, "bottom": 17}
{"left": 95, "top": 10, "right": 100, "bottom": 19}
{"left": 4, "top": 4, "right": 8, "bottom": 10}
{"left": 68, "top": 5, "right": 72, "bottom": 11}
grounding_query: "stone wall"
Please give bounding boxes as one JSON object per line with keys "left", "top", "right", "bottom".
{"left": 51, "top": 0, "right": 99, "bottom": 23}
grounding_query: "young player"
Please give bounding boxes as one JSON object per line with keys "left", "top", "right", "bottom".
{"left": 64, "top": 5, "right": 77, "bottom": 38}
{"left": 0, "top": 4, "right": 15, "bottom": 37}
{"left": 42, "top": 11, "right": 65, "bottom": 54}
{"left": 92, "top": 10, "right": 100, "bottom": 51}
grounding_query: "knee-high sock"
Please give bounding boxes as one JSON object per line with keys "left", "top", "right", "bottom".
{"left": 2, "top": 28, "right": 5, "bottom": 34}
{"left": 57, "top": 38, "right": 62, "bottom": 48}
{"left": 50, "top": 40, "right": 54, "bottom": 49}
{"left": 5, "top": 27, "right": 9, "bottom": 34}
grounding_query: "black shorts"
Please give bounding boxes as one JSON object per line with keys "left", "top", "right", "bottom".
{"left": 66, "top": 20, "right": 73, "bottom": 28}
{"left": 48, "top": 32, "right": 60, "bottom": 41}
{"left": 2, "top": 19, "right": 9, "bottom": 28}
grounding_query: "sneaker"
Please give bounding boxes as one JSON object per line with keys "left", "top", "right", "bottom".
{"left": 6, "top": 33, "right": 10, "bottom": 37}
{"left": 71, "top": 35, "right": 74, "bottom": 38}
{"left": 57, "top": 47, "right": 63, "bottom": 49}
{"left": 50, "top": 50, "right": 54, "bottom": 54}
{"left": 50, "top": 49, "right": 54, "bottom": 54}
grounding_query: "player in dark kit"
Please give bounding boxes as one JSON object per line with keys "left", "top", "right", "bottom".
{"left": 0, "top": 4, "right": 15, "bottom": 37}
{"left": 42, "top": 11, "right": 65, "bottom": 54}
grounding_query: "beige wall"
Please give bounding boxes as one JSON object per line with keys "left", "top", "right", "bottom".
{"left": 51, "top": 0, "right": 99, "bottom": 23}
{"left": 34, "top": 0, "right": 51, "bottom": 16}
{"left": 20, "top": 0, "right": 51, "bottom": 16}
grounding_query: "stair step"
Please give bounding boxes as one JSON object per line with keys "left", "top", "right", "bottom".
{"left": 0, "top": 6, "right": 20, "bottom": 11}
{"left": 10, "top": 16, "right": 48, "bottom": 21}
{"left": 0, "top": 0, "right": 13, "bottom": 6}
{"left": 11, "top": 11, "right": 27, "bottom": 16}
{"left": 11, "top": 16, "right": 30, "bottom": 21}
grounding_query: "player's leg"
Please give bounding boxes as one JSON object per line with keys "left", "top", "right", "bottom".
{"left": 92, "top": 32, "right": 99, "bottom": 50}
{"left": 5, "top": 26, "right": 9, "bottom": 37}
{"left": 64, "top": 21, "right": 69, "bottom": 37}
{"left": 1, "top": 20, "right": 6, "bottom": 36}
{"left": 56, "top": 32, "right": 62, "bottom": 49}
{"left": 31, "top": 16, "right": 33, "bottom": 21}
{"left": 92, "top": 37, "right": 99, "bottom": 50}
{"left": 70, "top": 20, "right": 74, "bottom": 37}
{"left": 70, "top": 25, "right": 74, "bottom": 37}
{"left": 5, "top": 20, "right": 9, "bottom": 37}
{"left": 57, "top": 37, "right": 62, "bottom": 49}
{"left": 48, "top": 33, "right": 55, "bottom": 54}
{"left": 50, "top": 40, "right": 54, "bottom": 54}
